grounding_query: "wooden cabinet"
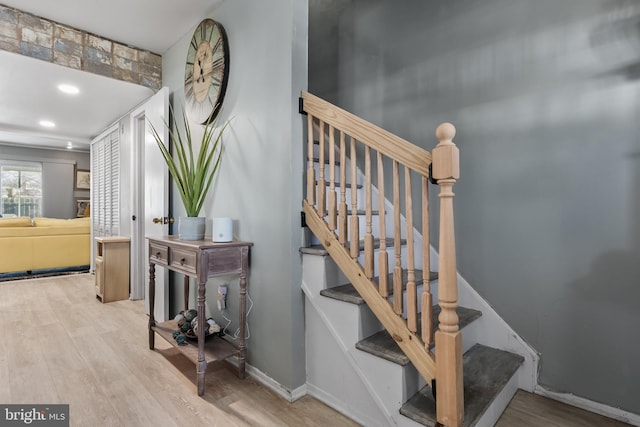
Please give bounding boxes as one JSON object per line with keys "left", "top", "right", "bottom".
{"left": 95, "top": 236, "right": 130, "bottom": 303}
{"left": 147, "top": 236, "right": 253, "bottom": 396}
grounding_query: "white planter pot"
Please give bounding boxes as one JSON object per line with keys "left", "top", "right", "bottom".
{"left": 178, "top": 216, "right": 205, "bottom": 240}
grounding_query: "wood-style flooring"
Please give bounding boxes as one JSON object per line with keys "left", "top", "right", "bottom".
{"left": 0, "top": 274, "right": 356, "bottom": 426}
{"left": 497, "top": 390, "right": 633, "bottom": 427}
{"left": 0, "top": 274, "right": 634, "bottom": 426}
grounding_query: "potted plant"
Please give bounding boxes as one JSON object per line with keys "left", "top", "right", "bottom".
{"left": 149, "top": 108, "right": 228, "bottom": 240}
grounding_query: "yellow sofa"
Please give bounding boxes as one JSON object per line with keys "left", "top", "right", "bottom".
{"left": 0, "top": 216, "right": 90, "bottom": 274}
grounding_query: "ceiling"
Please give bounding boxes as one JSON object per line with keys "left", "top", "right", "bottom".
{"left": 0, "top": 0, "right": 223, "bottom": 152}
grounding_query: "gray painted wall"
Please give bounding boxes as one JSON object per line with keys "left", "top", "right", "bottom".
{"left": 162, "top": 0, "right": 308, "bottom": 391}
{"left": 0, "top": 144, "right": 90, "bottom": 218}
{"left": 310, "top": 0, "right": 640, "bottom": 415}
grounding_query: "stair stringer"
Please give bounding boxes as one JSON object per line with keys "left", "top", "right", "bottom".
{"left": 303, "top": 253, "right": 425, "bottom": 427}
{"left": 302, "top": 253, "right": 394, "bottom": 426}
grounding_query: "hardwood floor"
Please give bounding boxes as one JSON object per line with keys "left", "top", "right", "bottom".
{"left": 0, "top": 274, "right": 634, "bottom": 427}
{"left": 497, "top": 390, "right": 634, "bottom": 427}
{"left": 0, "top": 274, "right": 357, "bottom": 427}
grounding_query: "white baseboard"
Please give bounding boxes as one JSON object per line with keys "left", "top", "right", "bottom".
{"left": 225, "top": 357, "right": 307, "bottom": 403}
{"left": 535, "top": 385, "right": 640, "bottom": 426}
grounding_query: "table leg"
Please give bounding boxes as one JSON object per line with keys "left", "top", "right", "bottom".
{"left": 148, "top": 262, "right": 156, "bottom": 350}
{"left": 196, "top": 277, "right": 207, "bottom": 395}
{"left": 183, "top": 275, "right": 189, "bottom": 311}
{"left": 238, "top": 271, "right": 247, "bottom": 379}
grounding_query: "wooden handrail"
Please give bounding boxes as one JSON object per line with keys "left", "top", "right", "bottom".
{"left": 302, "top": 92, "right": 432, "bottom": 176}
{"left": 301, "top": 92, "right": 462, "bottom": 426}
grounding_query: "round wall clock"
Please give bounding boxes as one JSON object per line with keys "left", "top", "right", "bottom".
{"left": 184, "top": 19, "right": 229, "bottom": 125}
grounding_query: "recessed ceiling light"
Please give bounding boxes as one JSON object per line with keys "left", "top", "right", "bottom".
{"left": 58, "top": 84, "right": 79, "bottom": 95}
{"left": 39, "top": 120, "right": 55, "bottom": 128}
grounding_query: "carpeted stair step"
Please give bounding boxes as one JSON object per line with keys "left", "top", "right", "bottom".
{"left": 318, "top": 269, "right": 438, "bottom": 305}
{"left": 321, "top": 181, "right": 363, "bottom": 189}
{"left": 355, "top": 306, "right": 482, "bottom": 365}
{"left": 313, "top": 157, "right": 341, "bottom": 165}
{"left": 334, "top": 209, "right": 381, "bottom": 216}
{"left": 299, "top": 237, "right": 405, "bottom": 256}
{"left": 399, "top": 344, "right": 524, "bottom": 427}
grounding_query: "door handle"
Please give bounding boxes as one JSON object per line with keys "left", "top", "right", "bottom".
{"left": 153, "top": 216, "right": 175, "bottom": 224}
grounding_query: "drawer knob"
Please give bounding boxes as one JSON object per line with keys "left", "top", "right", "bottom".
{"left": 156, "top": 252, "right": 161, "bottom": 257}
{"left": 180, "top": 258, "right": 186, "bottom": 264}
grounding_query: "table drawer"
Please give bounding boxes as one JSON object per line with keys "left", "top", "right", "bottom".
{"left": 170, "top": 248, "right": 197, "bottom": 273}
{"left": 150, "top": 243, "right": 168, "bottom": 264}
{"left": 206, "top": 247, "right": 244, "bottom": 275}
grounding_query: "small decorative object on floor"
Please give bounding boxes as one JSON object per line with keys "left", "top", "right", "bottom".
{"left": 172, "top": 310, "right": 221, "bottom": 345}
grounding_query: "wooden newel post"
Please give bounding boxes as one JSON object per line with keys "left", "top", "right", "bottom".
{"left": 433, "top": 122, "right": 463, "bottom": 427}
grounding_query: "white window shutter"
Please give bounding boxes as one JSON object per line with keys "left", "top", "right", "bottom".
{"left": 91, "top": 127, "right": 120, "bottom": 238}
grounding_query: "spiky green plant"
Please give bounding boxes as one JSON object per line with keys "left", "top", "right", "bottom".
{"left": 149, "top": 108, "right": 229, "bottom": 217}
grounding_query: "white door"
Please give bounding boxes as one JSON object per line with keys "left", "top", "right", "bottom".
{"left": 130, "top": 87, "right": 170, "bottom": 322}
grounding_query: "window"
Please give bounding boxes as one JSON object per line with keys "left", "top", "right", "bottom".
{"left": 0, "top": 160, "right": 43, "bottom": 218}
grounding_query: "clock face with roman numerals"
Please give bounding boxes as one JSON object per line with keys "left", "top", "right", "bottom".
{"left": 184, "top": 19, "right": 229, "bottom": 125}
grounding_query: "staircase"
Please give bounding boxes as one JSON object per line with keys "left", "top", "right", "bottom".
{"left": 299, "top": 92, "right": 538, "bottom": 426}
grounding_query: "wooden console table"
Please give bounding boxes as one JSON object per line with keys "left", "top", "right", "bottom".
{"left": 147, "top": 235, "right": 252, "bottom": 396}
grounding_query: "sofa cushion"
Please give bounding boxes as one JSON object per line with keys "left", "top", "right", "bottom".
{"left": 0, "top": 237, "right": 33, "bottom": 273}
{"left": 0, "top": 217, "right": 32, "bottom": 227}
{"left": 33, "top": 217, "right": 90, "bottom": 227}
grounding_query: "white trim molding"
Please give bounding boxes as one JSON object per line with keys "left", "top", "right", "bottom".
{"left": 535, "top": 385, "right": 640, "bottom": 426}
{"left": 226, "top": 357, "right": 307, "bottom": 403}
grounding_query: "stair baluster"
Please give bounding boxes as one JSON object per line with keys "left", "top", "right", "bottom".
{"left": 317, "top": 120, "right": 326, "bottom": 216}
{"left": 421, "top": 175, "right": 434, "bottom": 347}
{"left": 306, "top": 114, "right": 315, "bottom": 207}
{"left": 339, "top": 132, "right": 348, "bottom": 244}
{"left": 392, "top": 160, "right": 403, "bottom": 315}
{"left": 377, "top": 151, "right": 389, "bottom": 298}
{"left": 405, "top": 166, "right": 417, "bottom": 333}
{"left": 364, "top": 146, "right": 374, "bottom": 278}
{"left": 350, "top": 136, "right": 359, "bottom": 259}
{"left": 328, "top": 125, "right": 337, "bottom": 233}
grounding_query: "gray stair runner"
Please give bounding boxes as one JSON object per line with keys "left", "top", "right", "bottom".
{"left": 319, "top": 269, "right": 438, "bottom": 305}
{"left": 323, "top": 181, "right": 363, "bottom": 189}
{"left": 299, "top": 237, "right": 404, "bottom": 256}
{"left": 400, "top": 344, "right": 524, "bottom": 427}
{"left": 355, "top": 306, "right": 482, "bottom": 365}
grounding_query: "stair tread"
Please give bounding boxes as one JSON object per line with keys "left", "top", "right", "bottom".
{"left": 313, "top": 157, "right": 340, "bottom": 165}
{"left": 334, "top": 209, "right": 381, "bottom": 216}
{"left": 355, "top": 306, "right": 482, "bottom": 365}
{"left": 399, "top": 344, "right": 524, "bottom": 427}
{"left": 300, "top": 237, "right": 405, "bottom": 256}
{"left": 319, "top": 269, "right": 438, "bottom": 305}
{"left": 321, "top": 181, "right": 363, "bottom": 189}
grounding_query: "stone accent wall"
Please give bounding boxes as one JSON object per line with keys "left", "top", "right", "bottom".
{"left": 0, "top": 4, "right": 161, "bottom": 91}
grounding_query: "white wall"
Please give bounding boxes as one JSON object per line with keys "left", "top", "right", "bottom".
{"left": 162, "top": 0, "right": 308, "bottom": 391}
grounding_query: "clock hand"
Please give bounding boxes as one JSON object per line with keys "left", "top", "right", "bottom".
{"left": 195, "top": 57, "right": 206, "bottom": 83}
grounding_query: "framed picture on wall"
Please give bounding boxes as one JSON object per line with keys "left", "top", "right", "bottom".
{"left": 75, "top": 199, "right": 90, "bottom": 218}
{"left": 75, "top": 168, "right": 91, "bottom": 190}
